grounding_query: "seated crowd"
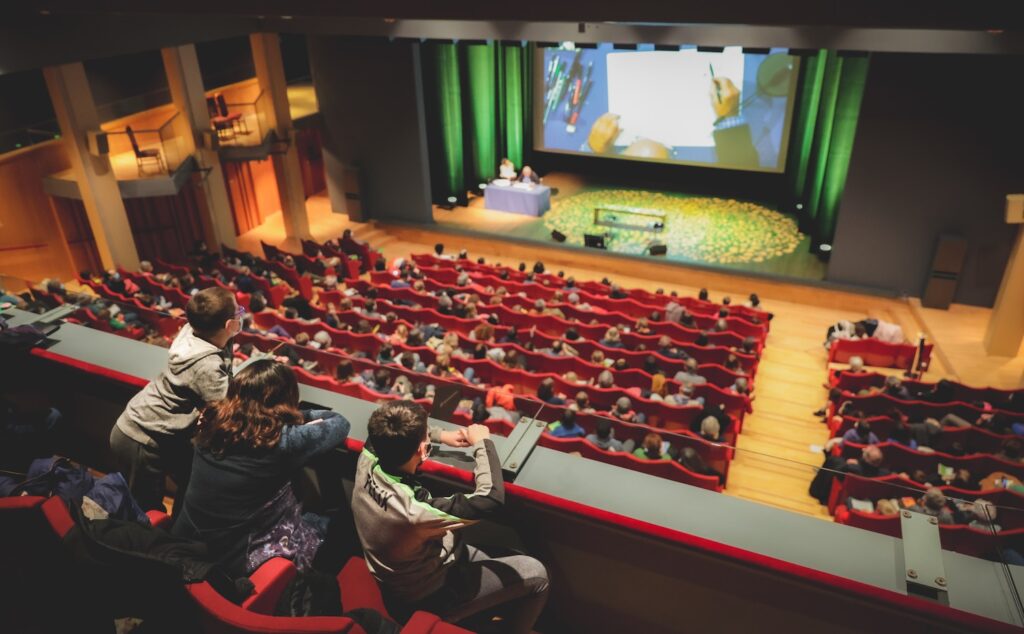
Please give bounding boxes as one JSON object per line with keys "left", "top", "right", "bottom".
{"left": 809, "top": 353, "right": 1024, "bottom": 557}
{"left": 47, "top": 239, "right": 771, "bottom": 490}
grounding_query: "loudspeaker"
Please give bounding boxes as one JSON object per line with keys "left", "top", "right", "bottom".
{"left": 1007, "top": 194, "right": 1024, "bottom": 224}
{"left": 551, "top": 230, "right": 567, "bottom": 243}
{"left": 649, "top": 243, "right": 667, "bottom": 256}
{"left": 584, "top": 234, "right": 607, "bottom": 249}
{"left": 921, "top": 234, "right": 967, "bottom": 310}
{"left": 86, "top": 130, "right": 109, "bottom": 156}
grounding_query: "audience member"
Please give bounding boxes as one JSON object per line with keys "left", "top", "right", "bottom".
{"left": 172, "top": 360, "right": 350, "bottom": 575}
{"left": 352, "top": 401, "right": 549, "bottom": 631}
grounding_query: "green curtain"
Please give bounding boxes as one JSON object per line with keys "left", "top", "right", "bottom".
{"left": 432, "top": 42, "right": 464, "bottom": 203}
{"left": 422, "top": 41, "right": 531, "bottom": 203}
{"left": 788, "top": 51, "right": 870, "bottom": 250}
{"left": 503, "top": 44, "right": 525, "bottom": 168}
{"left": 465, "top": 43, "right": 498, "bottom": 187}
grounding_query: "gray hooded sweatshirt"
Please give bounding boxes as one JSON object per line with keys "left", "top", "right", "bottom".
{"left": 115, "top": 324, "right": 231, "bottom": 447}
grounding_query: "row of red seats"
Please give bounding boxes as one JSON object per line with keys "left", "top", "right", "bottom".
{"left": 829, "top": 390, "right": 1018, "bottom": 425}
{"left": 408, "top": 252, "right": 771, "bottom": 325}
{"left": 830, "top": 370, "right": 1024, "bottom": 410}
{"left": 839, "top": 441, "right": 1024, "bottom": 491}
{"left": 373, "top": 268, "right": 767, "bottom": 343}
{"left": 375, "top": 267, "right": 766, "bottom": 344}
{"left": 829, "top": 337, "right": 932, "bottom": 373}
{"left": 827, "top": 473, "right": 1024, "bottom": 516}
{"left": 829, "top": 414, "right": 1014, "bottom": 456}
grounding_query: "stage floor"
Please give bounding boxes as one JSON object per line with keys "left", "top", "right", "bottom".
{"left": 433, "top": 172, "right": 827, "bottom": 282}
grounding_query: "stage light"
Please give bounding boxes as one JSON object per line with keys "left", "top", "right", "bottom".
{"left": 819, "top": 244, "right": 833, "bottom": 252}
{"left": 795, "top": 203, "right": 803, "bottom": 210}
{"left": 447, "top": 196, "right": 457, "bottom": 203}
{"left": 479, "top": 182, "right": 488, "bottom": 190}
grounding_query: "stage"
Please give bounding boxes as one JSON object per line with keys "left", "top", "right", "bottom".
{"left": 433, "top": 172, "right": 827, "bottom": 282}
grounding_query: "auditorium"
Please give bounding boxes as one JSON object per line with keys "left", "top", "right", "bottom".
{"left": 3, "top": 3, "right": 1024, "bottom": 632}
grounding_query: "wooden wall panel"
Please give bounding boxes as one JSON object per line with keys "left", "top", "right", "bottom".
{"left": 123, "top": 183, "right": 206, "bottom": 264}
{"left": 0, "top": 141, "right": 77, "bottom": 282}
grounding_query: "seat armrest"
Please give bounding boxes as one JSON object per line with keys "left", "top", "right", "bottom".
{"left": 242, "top": 557, "right": 298, "bottom": 615}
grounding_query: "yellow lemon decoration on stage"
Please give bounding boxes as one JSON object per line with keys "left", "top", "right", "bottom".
{"left": 543, "top": 190, "right": 804, "bottom": 265}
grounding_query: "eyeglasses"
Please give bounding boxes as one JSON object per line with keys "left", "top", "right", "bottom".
{"left": 233, "top": 304, "right": 247, "bottom": 320}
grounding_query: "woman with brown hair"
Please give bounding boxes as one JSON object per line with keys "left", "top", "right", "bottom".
{"left": 633, "top": 432, "right": 665, "bottom": 460}
{"left": 172, "top": 359, "right": 350, "bottom": 576}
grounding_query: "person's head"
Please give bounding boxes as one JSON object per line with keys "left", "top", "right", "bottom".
{"left": 615, "top": 396, "right": 632, "bottom": 415}
{"left": 854, "top": 323, "right": 867, "bottom": 338}
{"left": 522, "top": 165, "right": 533, "bottom": 177}
{"left": 598, "top": 370, "right": 614, "bottom": 389}
{"left": 641, "top": 432, "right": 662, "bottom": 458}
{"left": 714, "top": 318, "right": 728, "bottom": 332}
{"left": 565, "top": 327, "right": 580, "bottom": 341}
{"left": 533, "top": 261, "right": 545, "bottom": 274}
{"left": 248, "top": 291, "right": 267, "bottom": 313}
{"left": 862, "top": 445, "right": 884, "bottom": 467}
{"left": 722, "top": 296, "right": 732, "bottom": 306}
{"left": 698, "top": 288, "right": 709, "bottom": 301}
{"left": 595, "top": 418, "right": 613, "bottom": 440}
{"left": 685, "top": 357, "right": 699, "bottom": 374}
{"left": 194, "top": 360, "right": 301, "bottom": 458}
{"left": 733, "top": 377, "right": 749, "bottom": 395}
{"left": 313, "top": 330, "right": 332, "bottom": 349}
{"left": 373, "top": 368, "right": 392, "bottom": 389}
{"left": 560, "top": 408, "right": 577, "bottom": 429}
{"left": 695, "top": 333, "right": 710, "bottom": 347}
{"left": 537, "top": 377, "right": 556, "bottom": 401}
{"left": 591, "top": 350, "right": 605, "bottom": 364}
{"left": 885, "top": 375, "right": 902, "bottom": 389}
{"left": 848, "top": 356, "right": 864, "bottom": 373}
{"left": 700, "top": 416, "right": 720, "bottom": 441}
{"left": 186, "top": 286, "right": 240, "bottom": 345}
{"left": 518, "top": 262, "right": 527, "bottom": 272}
{"left": 294, "top": 331, "right": 311, "bottom": 346}
{"left": 139, "top": 260, "right": 153, "bottom": 273}
{"left": 367, "top": 401, "right": 430, "bottom": 474}
{"left": 335, "top": 359, "right": 354, "bottom": 381}
{"left": 748, "top": 293, "right": 760, "bottom": 307}
{"left": 1000, "top": 438, "right": 1023, "bottom": 461}
{"left": 434, "top": 243, "right": 445, "bottom": 256}
{"left": 922, "top": 487, "right": 947, "bottom": 512}
{"left": 854, "top": 418, "right": 872, "bottom": 438}
{"left": 575, "top": 391, "right": 590, "bottom": 409}
{"left": 533, "top": 298, "right": 546, "bottom": 312}
{"left": 603, "top": 327, "right": 620, "bottom": 343}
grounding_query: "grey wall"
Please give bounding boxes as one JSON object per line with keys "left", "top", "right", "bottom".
{"left": 828, "top": 52, "right": 1024, "bottom": 306}
{"left": 308, "top": 37, "right": 433, "bottom": 225}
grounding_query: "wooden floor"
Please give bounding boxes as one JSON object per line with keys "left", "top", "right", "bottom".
{"left": 241, "top": 194, "right": 1022, "bottom": 521}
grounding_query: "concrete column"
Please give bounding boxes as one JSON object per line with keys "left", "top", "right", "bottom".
{"left": 161, "top": 44, "right": 238, "bottom": 250}
{"left": 250, "top": 32, "right": 311, "bottom": 240}
{"left": 984, "top": 225, "right": 1024, "bottom": 356}
{"left": 43, "top": 63, "right": 140, "bottom": 271}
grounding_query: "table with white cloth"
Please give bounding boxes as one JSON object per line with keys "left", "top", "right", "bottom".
{"left": 483, "top": 180, "right": 551, "bottom": 217}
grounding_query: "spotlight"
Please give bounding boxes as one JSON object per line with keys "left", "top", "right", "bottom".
{"left": 479, "top": 182, "right": 488, "bottom": 190}
{"left": 447, "top": 196, "right": 457, "bottom": 203}
{"left": 795, "top": 203, "right": 803, "bottom": 210}
{"left": 819, "top": 243, "right": 832, "bottom": 252}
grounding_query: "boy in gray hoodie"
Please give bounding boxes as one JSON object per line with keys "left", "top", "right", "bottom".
{"left": 110, "top": 286, "right": 241, "bottom": 512}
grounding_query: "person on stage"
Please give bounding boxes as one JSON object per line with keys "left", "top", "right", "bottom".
{"left": 518, "top": 165, "right": 541, "bottom": 184}
{"left": 498, "top": 158, "right": 517, "bottom": 180}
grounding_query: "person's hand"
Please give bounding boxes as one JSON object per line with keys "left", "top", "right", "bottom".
{"left": 438, "top": 429, "right": 471, "bottom": 447}
{"left": 710, "top": 77, "right": 740, "bottom": 119}
{"left": 588, "top": 113, "right": 622, "bottom": 153}
{"left": 465, "top": 423, "right": 491, "bottom": 445}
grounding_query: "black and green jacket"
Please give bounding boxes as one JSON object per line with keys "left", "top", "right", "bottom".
{"left": 351, "top": 427, "right": 504, "bottom": 602}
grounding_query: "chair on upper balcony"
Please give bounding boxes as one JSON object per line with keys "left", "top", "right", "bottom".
{"left": 126, "top": 125, "right": 166, "bottom": 176}
{"left": 216, "top": 93, "right": 248, "bottom": 136}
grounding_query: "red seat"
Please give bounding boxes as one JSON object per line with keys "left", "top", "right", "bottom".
{"left": 338, "top": 556, "right": 392, "bottom": 618}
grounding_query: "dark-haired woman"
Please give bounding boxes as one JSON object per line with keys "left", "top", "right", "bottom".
{"left": 172, "top": 359, "right": 350, "bottom": 576}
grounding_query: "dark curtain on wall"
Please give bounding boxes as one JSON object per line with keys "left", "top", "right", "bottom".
{"left": 296, "top": 126, "right": 327, "bottom": 198}
{"left": 786, "top": 50, "right": 871, "bottom": 252}
{"left": 123, "top": 184, "right": 206, "bottom": 263}
{"left": 50, "top": 196, "right": 102, "bottom": 275}
{"left": 422, "top": 41, "right": 532, "bottom": 205}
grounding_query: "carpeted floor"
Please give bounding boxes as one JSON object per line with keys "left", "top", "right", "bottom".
{"left": 543, "top": 189, "right": 804, "bottom": 265}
